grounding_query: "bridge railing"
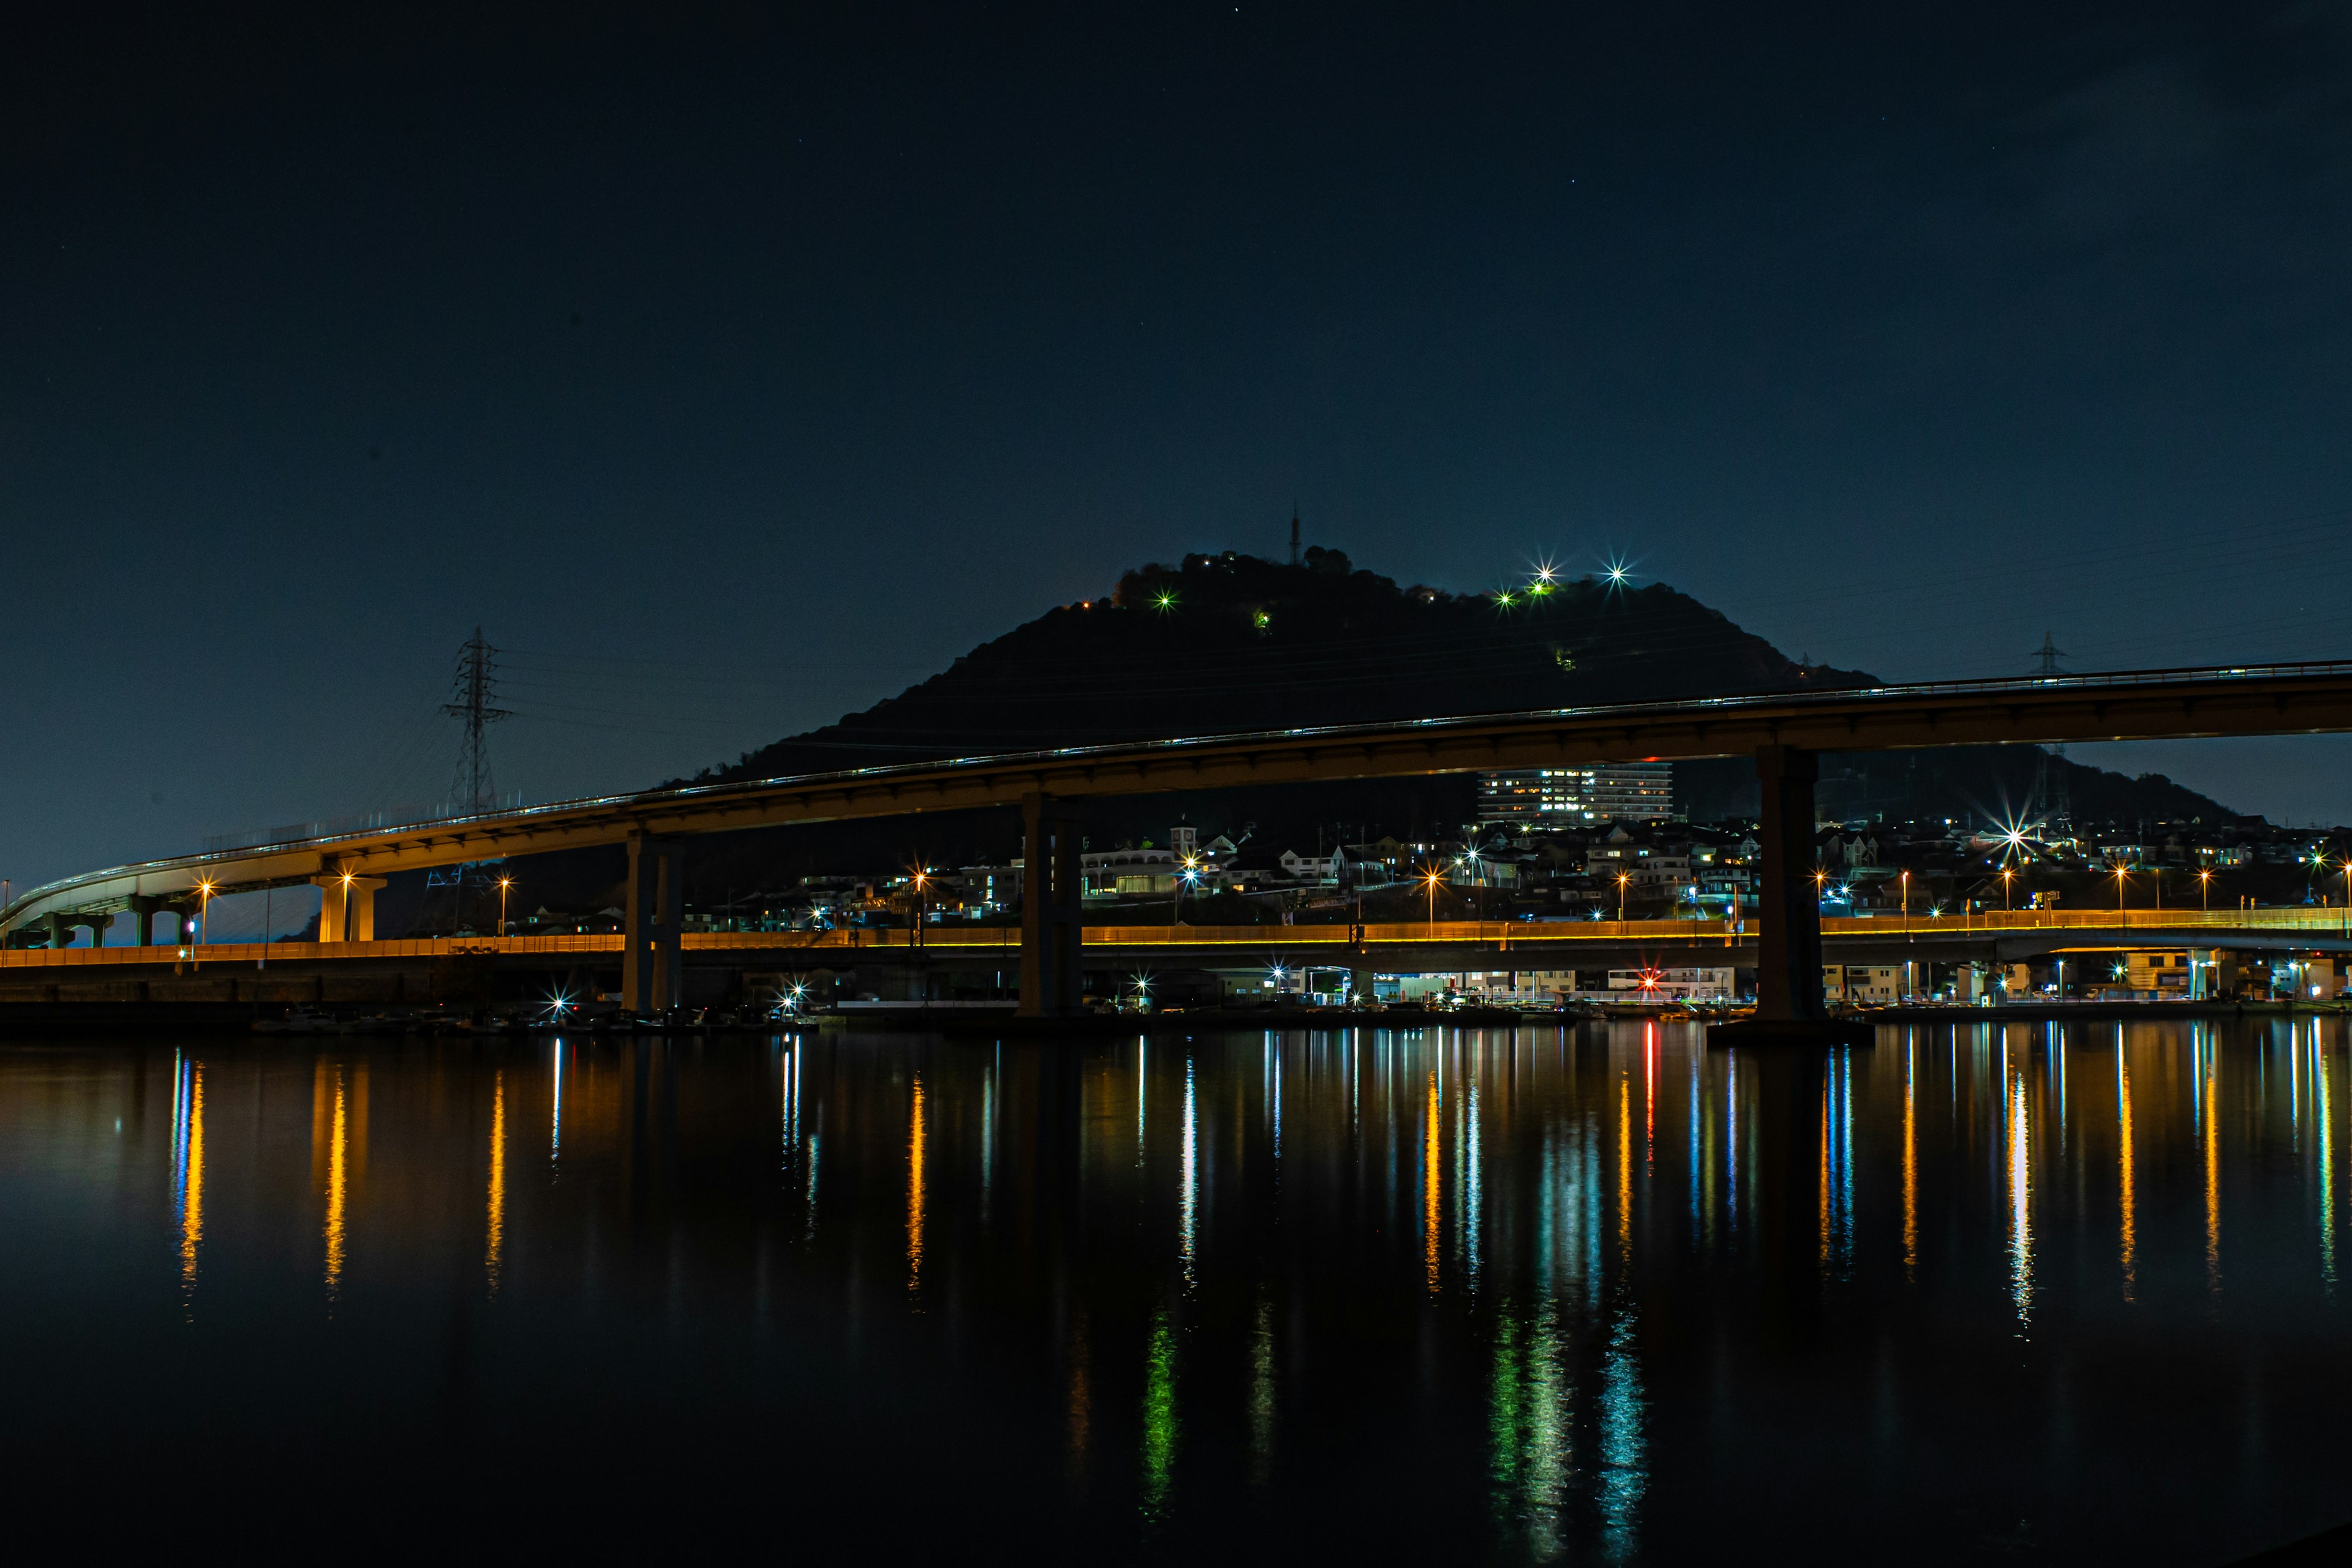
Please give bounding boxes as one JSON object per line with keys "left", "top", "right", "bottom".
{"left": 7, "top": 905, "right": 2348, "bottom": 969}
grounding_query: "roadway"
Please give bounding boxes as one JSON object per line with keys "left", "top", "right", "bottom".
{"left": 6, "top": 907, "right": 2345, "bottom": 982}
{"left": 8, "top": 658, "right": 2352, "bottom": 938}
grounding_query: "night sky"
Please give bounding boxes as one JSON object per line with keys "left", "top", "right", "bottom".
{"left": 7, "top": 2, "right": 2350, "bottom": 899}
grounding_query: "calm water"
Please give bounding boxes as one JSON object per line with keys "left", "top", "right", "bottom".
{"left": 5, "top": 1020, "right": 2350, "bottom": 1561}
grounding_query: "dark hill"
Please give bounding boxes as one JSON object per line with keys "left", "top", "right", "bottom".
{"left": 415, "top": 549, "right": 2247, "bottom": 929}
{"left": 699, "top": 548, "right": 1860, "bottom": 782}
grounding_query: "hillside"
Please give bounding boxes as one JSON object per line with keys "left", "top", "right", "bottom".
{"left": 699, "top": 548, "right": 1863, "bottom": 782}
{"left": 423, "top": 547, "right": 2247, "bottom": 928}
{"left": 687, "top": 546, "right": 2242, "bottom": 839}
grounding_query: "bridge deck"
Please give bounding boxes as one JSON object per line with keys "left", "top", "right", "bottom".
{"left": 10, "top": 659, "right": 2352, "bottom": 937}
{"left": 7, "top": 907, "right": 2346, "bottom": 969}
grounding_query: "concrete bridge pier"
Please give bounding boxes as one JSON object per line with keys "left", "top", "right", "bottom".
{"left": 1018, "top": 793, "right": 1084, "bottom": 1018}
{"left": 1714, "top": 744, "right": 1870, "bottom": 1047}
{"left": 127, "top": 895, "right": 164, "bottom": 945}
{"left": 312, "top": 873, "right": 388, "bottom": 942}
{"left": 624, "top": 832, "right": 685, "bottom": 1016}
{"left": 39, "top": 911, "right": 108, "bottom": 948}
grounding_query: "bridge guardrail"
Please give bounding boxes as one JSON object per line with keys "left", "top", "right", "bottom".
{"left": 5, "top": 905, "right": 2349, "bottom": 969}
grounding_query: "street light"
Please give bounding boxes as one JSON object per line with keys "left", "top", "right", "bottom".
{"left": 193, "top": 879, "right": 215, "bottom": 968}
{"left": 2199, "top": 867, "right": 2212, "bottom": 911}
{"left": 1423, "top": 867, "right": 1444, "bottom": 937}
{"left": 2000, "top": 866, "right": 2014, "bottom": 911}
{"left": 1616, "top": 871, "right": 1630, "bottom": 925}
{"left": 497, "top": 875, "right": 514, "bottom": 938}
{"left": 2113, "top": 863, "right": 2130, "bottom": 913}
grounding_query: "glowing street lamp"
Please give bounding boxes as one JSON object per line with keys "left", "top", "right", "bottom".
{"left": 1423, "top": 867, "right": 1444, "bottom": 936}
{"left": 2113, "top": 863, "right": 2130, "bottom": 912}
{"left": 192, "top": 878, "right": 216, "bottom": 968}
{"left": 1174, "top": 856, "right": 1200, "bottom": 925}
{"left": 2198, "top": 867, "right": 2212, "bottom": 911}
{"left": 2000, "top": 866, "right": 2015, "bottom": 911}
{"left": 1616, "top": 871, "right": 1630, "bottom": 925}
{"left": 497, "top": 875, "right": 514, "bottom": 938}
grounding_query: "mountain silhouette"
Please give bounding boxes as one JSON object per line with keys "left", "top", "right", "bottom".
{"left": 396, "top": 548, "right": 2244, "bottom": 930}
{"left": 692, "top": 548, "right": 1859, "bottom": 783}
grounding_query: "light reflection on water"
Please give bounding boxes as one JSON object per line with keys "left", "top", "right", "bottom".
{"left": 4, "top": 1020, "right": 2352, "bottom": 1561}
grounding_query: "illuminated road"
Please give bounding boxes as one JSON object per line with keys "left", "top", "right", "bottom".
{"left": 7, "top": 905, "right": 2347, "bottom": 976}
{"left": 9, "top": 658, "right": 2352, "bottom": 954}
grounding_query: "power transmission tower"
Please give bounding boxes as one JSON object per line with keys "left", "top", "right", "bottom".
{"left": 2026, "top": 632, "right": 2071, "bottom": 834}
{"left": 443, "top": 627, "right": 511, "bottom": 813}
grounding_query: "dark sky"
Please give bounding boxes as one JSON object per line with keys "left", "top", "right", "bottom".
{"left": 6, "top": 1, "right": 2351, "bottom": 895}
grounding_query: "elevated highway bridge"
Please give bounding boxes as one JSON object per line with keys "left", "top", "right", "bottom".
{"left": 7, "top": 660, "right": 2352, "bottom": 1030}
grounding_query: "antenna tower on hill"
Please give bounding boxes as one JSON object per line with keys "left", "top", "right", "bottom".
{"left": 444, "top": 627, "right": 511, "bottom": 813}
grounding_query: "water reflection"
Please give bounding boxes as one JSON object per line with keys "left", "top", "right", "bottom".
{"left": 2320, "top": 1034, "right": 2338, "bottom": 1295}
{"left": 549, "top": 1039, "right": 565, "bottom": 1172}
{"left": 320, "top": 1064, "right": 349, "bottom": 1305}
{"left": 2118, "top": 1041, "right": 2139, "bottom": 1302}
{"left": 1140, "top": 1307, "right": 1177, "bottom": 1521}
{"left": 1423, "top": 1068, "right": 1442, "bottom": 1293}
{"left": 1248, "top": 1293, "right": 1274, "bottom": 1486}
{"left": 1597, "top": 1293, "right": 1647, "bottom": 1562}
{"left": 170, "top": 1052, "right": 203, "bottom": 1306}
{"left": 2008, "top": 1058, "right": 2034, "bottom": 1330}
{"left": 1489, "top": 1298, "right": 1569, "bottom": 1559}
{"left": 2203, "top": 1032, "right": 2223, "bottom": 1295}
{"left": 1902, "top": 1039, "right": 1918, "bottom": 1280}
{"left": 9, "top": 1022, "right": 2352, "bottom": 1563}
{"left": 486, "top": 1068, "right": 506, "bottom": 1300}
{"left": 907, "top": 1074, "right": 927, "bottom": 1298}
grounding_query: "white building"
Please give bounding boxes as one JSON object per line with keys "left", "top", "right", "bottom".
{"left": 1477, "top": 763, "right": 1673, "bottom": 825}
